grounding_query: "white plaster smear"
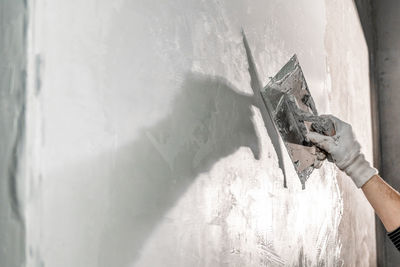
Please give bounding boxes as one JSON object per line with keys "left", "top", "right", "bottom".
{"left": 134, "top": 108, "right": 342, "bottom": 267}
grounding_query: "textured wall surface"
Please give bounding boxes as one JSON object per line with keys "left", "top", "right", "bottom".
{"left": 374, "top": 0, "right": 400, "bottom": 265}
{"left": 24, "top": 0, "right": 376, "bottom": 266}
{"left": 0, "top": 1, "right": 27, "bottom": 266}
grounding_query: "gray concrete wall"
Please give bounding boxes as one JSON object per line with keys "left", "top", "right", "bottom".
{"left": 374, "top": 0, "right": 400, "bottom": 265}
{"left": 0, "top": 0, "right": 27, "bottom": 266}
{"left": 23, "top": 0, "right": 376, "bottom": 266}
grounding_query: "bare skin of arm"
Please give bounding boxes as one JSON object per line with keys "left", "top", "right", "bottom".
{"left": 362, "top": 175, "right": 400, "bottom": 232}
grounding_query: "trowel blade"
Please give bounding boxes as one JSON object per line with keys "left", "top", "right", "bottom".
{"left": 242, "top": 30, "right": 289, "bottom": 188}
{"left": 261, "top": 55, "right": 320, "bottom": 188}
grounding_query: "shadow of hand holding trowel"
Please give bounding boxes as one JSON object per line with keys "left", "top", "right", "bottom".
{"left": 98, "top": 72, "right": 265, "bottom": 266}
{"left": 97, "top": 32, "right": 286, "bottom": 267}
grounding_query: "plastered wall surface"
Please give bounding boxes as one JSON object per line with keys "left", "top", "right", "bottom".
{"left": 24, "top": 0, "right": 376, "bottom": 266}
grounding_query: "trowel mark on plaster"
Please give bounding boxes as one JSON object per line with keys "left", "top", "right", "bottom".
{"left": 258, "top": 239, "right": 286, "bottom": 266}
{"left": 242, "top": 30, "right": 287, "bottom": 187}
{"left": 205, "top": 160, "right": 286, "bottom": 267}
{"left": 316, "top": 165, "right": 343, "bottom": 265}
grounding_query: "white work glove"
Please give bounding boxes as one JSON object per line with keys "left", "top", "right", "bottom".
{"left": 306, "top": 115, "right": 378, "bottom": 188}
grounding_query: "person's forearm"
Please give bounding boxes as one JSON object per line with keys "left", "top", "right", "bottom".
{"left": 361, "top": 175, "right": 400, "bottom": 232}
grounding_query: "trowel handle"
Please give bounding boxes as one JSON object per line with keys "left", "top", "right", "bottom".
{"left": 306, "top": 116, "right": 336, "bottom": 162}
{"left": 310, "top": 117, "right": 336, "bottom": 136}
{"left": 295, "top": 111, "right": 336, "bottom": 137}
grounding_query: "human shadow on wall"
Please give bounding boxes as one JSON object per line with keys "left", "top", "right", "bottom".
{"left": 94, "top": 72, "right": 273, "bottom": 266}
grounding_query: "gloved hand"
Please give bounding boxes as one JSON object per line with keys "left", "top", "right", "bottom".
{"left": 306, "top": 115, "right": 378, "bottom": 188}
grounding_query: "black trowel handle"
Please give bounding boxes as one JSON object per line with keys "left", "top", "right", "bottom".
{"left": 311, "top": 117, "right": 336, "bottom": 136}
{"left": 307, "top": 116, "right": 336, "bottom": 162}
{"left": 304, "top": 115, "right": 336, "bottom": 137}
{"left": 293, "top": 108, "right": 336, "bottom": 137}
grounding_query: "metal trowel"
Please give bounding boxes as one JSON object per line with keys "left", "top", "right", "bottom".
{"left": 242, "top": 31, "right": 334, "bottom": 189}
{"left": 261, "top": 55, "right": 335, "bottom": 188}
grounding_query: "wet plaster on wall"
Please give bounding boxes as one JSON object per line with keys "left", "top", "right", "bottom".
{"left": 324, "top": 0, "right": 376, "bottom": 265}
{"left": 27, "top": 0, "right": 375, "bottom": 266}
{"left": 0, "top": 0, "right": 28, "bottom": 266}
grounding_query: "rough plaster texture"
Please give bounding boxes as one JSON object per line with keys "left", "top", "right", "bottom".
{"left": 0, "top": 1, "right": 27, "bottom": 266}
{"left": 374, "top": 0, "right": 400, "bottom": 265}
{"left": 324, "top": 1, "right": 377, "bottom": 265}
{"left": 20, "top": 0, "right": 376, "bottom": 266}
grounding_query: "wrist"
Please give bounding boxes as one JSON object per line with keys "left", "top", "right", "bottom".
{"left": 344, "top": 153, "right": 378, "bottom": 188}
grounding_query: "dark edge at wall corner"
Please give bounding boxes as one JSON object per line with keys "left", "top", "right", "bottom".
{"left": 353, "top": 0, "right": 386, "bottom": 266}
{"left": 0, "top": 0, "right": 29, "bottom": 266}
